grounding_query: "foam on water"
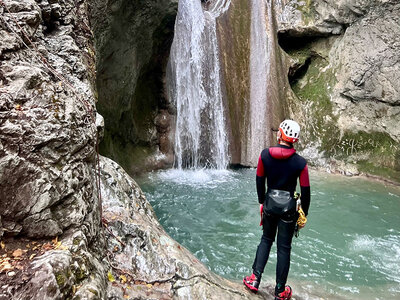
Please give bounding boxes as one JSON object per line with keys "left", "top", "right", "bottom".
{"left": 150, "top": 168, "right": 237, "bottom": 186}
{"left": 137, "top": 169, "right": 400, "bottom": 299}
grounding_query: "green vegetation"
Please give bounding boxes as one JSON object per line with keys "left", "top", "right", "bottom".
{"left": 289, "top": 44, "right": 399, "bottom": 182}
{"left": 55, "top": 272, "right": 66, "bottom": 287}
{"left": 291, "top": 54, "right": 339, "bottom": 154}
{"left": 293, "top": 0, "right": 316, "bottom": 25}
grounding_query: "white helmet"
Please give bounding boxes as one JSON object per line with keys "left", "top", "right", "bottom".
{"left": 279, "top": 120, "right": 300, "bottom": 143}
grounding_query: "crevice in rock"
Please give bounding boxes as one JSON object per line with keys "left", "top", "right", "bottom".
{"left": 340, "top": 92, "right": 400, "bottom": 107}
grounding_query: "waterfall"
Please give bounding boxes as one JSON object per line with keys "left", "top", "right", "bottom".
{"left": 167, "top": 0, "right": 230, "bottom": 169}
{"left": 246, "top": 0, "right": 272, "bottom": 165}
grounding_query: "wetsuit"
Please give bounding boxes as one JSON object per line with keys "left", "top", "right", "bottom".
{"left": 252, "top": 144, "right": 310, "bottom": 294}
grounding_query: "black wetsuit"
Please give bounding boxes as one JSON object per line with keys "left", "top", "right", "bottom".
{"left": 252, "top": 144, "right": 310, "bottom": 294}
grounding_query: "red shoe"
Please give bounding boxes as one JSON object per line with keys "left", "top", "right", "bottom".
{"left": 243, "top": 273, "right": 260, "bottom": 293}
{"left": 275, "top": 285, "right": 292, "bottom": 300}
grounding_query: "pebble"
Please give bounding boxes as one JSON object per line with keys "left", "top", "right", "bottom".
{"left": 7, "top": 271, "right": 16, "bottom": 277}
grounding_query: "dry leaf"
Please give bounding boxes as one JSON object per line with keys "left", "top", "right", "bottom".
{"left": 123, "top": 295, "right": 129, "bottom": 299}
{"left": 12, "top": 249, "right": 23, "bottom": 258}
{"left": 146, "top": 284, "right": 152, "bottom": 289}
{"left": 107, "top": 271, "right": 115, "bottom": 282}
{"left": 54, "top": 241, "right": 62, "bottom": 249}
{"left": 0, "top": 241, "right": 5, "bottom": 249}
{"left": 0, "top": 263, "right": 13, "bottom": 272}
{"left": 120, "top": 274, "right": 127, "bottom": 283}
{"left": 29, "top": 254, "right": 36, "bottom": 260}
{"left": 42, "top": 243, "right": 52, "bottom": 250}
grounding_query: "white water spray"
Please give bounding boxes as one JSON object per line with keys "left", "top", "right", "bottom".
{"left": 167, "top": 0, "right": 230, "bottom": 170}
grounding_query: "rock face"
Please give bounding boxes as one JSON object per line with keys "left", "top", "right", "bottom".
{"left": 276, "top": 0, "right": 400, "bottom": 181}
{"left": 0, "top": 0, "right": 107, "bottom": 298}
{"left": 0, "top": 1, "right": 277, "bottom": 299}
{"left": 100, "top": 156, "right": 268, "bottom": 299}
{"left": 88, "top": 0, "right": 178, "bottom": 175}
{"left": 0, "top": 0, "right": 98, "bottom": 241}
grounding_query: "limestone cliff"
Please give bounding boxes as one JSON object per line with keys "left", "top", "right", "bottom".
{"left": 276, "top": 0, "right": 400, "bottom": 181}
{"left": 0, "top": 0, "right": 107, "bottom": 298}
{"left": 0, "top": 1, "right": 268, "bottom": 299}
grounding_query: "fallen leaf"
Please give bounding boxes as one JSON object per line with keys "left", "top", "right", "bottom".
{"left": 12, "top": 249, "right": 23, "bottom": 258}
{"left": 29, "top": 254, "right": 36, "bottom": 260}
{"left": 0, "top": 263, "right": 13, "bottom": 272}
{"left": 146, "top": 284, "right": 152, "bottom": 289}
{"left": 0, "top": 241, "right": 5, "bottom": 249}
{"left": 42, "top": 243, "right": 52, "bottom": 250}
{"left": 107, "top": 271, "right": 115, "bottom": 282}
{"left": 52, "top": 237, "right": 58, "bottom": 245}
{"left": 54, "top": 241, "right": 62, "bottom": 249}
{"left": 123, "top": 295, "right": 129, "bottom": 299}
{"left": 120, "top": 274, "right": 127, "bottom": 283}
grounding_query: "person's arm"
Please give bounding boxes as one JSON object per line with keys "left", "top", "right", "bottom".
{"left": 256, "top": 155, "right": 266, "bottom": 204}
{"left": 299, "top": 164, "right": 310, "bottom": 216}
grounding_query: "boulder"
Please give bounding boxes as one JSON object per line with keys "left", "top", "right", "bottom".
{"left": 99, "top": 156, "right": 269, "bottom": 299}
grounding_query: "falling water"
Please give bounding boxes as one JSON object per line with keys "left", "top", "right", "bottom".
{"left": 167, "top": 0, "right": 230, "bottom": 169}
{"left": 246, "top": 0, "right": 272, "bottom": 166}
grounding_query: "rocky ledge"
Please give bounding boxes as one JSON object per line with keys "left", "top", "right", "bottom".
{"left": 0, "top": 0, "right": 276, "bottom": 298}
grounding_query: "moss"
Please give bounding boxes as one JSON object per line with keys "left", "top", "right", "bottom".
{"left": 287, "top": 47, "right": 311, "bottom": 65}
{"left": 293, "top": 0, "right": 316, "bottom": 25}
{"left": 330, "top": 131, "right": 399, "bottom": 182}
{"left": 357, "top": 161, "right": 400, "bottom": 182}
{"left": 56, "top": 272, "right": 66, "bottom": 287}
{"left": 291, "top": 54, "right": 339, "bottom": 154}
{"left": 88, "top": 288, "right": 99, "bottom": 296}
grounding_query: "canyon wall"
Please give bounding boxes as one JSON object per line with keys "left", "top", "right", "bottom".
{"left": 277, "top": 0, "right": 400, "bottom": 181}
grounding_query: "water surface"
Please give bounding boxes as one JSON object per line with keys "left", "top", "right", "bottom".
{"left": 137, "top": 169, "right": 400, "bottom": 299}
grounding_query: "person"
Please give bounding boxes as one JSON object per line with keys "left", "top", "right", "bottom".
{"left": 243, "top": 120, "right": 311, "bottom": 300}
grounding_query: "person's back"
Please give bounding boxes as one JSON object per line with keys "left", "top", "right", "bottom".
{"left": 243, "top": 120, "right": 311, "bottom": 300}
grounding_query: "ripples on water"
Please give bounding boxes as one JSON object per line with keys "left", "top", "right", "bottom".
{"left": 137, "top": 169, "right": 400, "bottom": 299}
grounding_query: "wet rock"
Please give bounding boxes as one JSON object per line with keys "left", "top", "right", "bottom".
{"left": 0, "top": 0, "right": 98, "bottom": 238}
{"left": 100, "top": 155, "right": 265, "bottom": 299}
{"left": 0, "top": 0, "right": 106, "bottom": 298}
{"left": 88, "top": 0, "right": 178, "bottom": 175}
{"left": 278, "top": 0, "right": 400, "bottom": 179}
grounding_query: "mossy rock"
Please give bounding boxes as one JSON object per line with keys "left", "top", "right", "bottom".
{"left": 288, "top": 40, "right": 399, "bottom": 182}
